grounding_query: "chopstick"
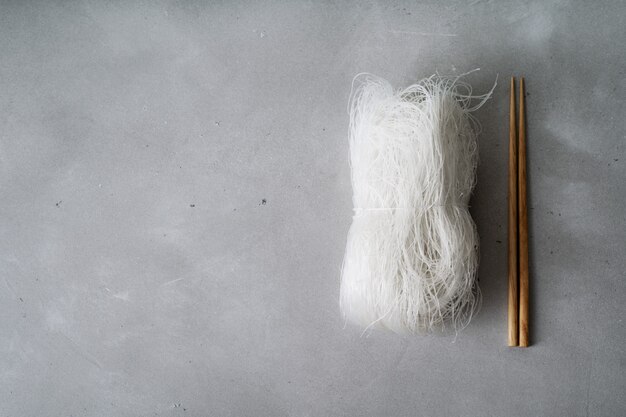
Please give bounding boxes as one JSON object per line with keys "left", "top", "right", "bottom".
{"left": 507, "top": 77, "right": 530, "bottom": 347}
{"left": 507, "top": 77, "right": 519, "bottom": 347}
{"left": 518, "top": 78, "right": 529, "bottom": 347}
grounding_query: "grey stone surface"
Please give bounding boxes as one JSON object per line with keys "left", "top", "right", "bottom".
{"left": 1, "top": 1, "right": 625, "bottom": 416}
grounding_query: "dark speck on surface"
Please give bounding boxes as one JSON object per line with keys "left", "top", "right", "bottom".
{"left": 190, "top": 204, "right": 195, "bottom": 208}
{"left": 55, "top": 200, "right": 62, "bottom": 207}
{"left": 496, "top": 240, "right": 502, "bottom": 243}
{"left": 261, "top": 199, "right": 267, "bottom": 205}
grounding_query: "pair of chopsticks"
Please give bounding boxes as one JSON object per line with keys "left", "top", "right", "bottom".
{"left": 508, "top": 77, "right": 529, "bottom": 347}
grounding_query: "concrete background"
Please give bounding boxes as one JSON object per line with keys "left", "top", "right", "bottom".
{"left": 1, "top": 1, "right": 625, "bottom": 416}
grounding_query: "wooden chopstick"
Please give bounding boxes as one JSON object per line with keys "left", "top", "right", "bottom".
{"left": 507, "top": 77, "right": 519, "bottom": 347}
{"left": 518, "top": 78, "right": 529, "bottom": 347}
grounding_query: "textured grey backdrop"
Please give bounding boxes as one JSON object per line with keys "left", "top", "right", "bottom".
{"left": 1, "top": 1, "right": 625, "bottom": 416}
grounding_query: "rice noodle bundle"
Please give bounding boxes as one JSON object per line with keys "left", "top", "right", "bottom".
{"left": 340, "top": 73, "right": 493, "bottom": 334}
